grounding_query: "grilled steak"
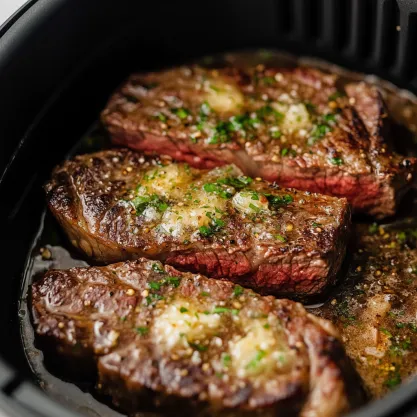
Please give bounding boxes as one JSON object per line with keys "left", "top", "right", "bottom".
{"left": 31, "top": 259, "right": 364, "bottom": 416}
{"left": 45, "top": 149, "right": 350, "bottom": 298}
{"left": 316, "top": 221, "right": 417, "bottom": 397}
{"left": 102, "top": 65, "right": 417, "bottom": 218}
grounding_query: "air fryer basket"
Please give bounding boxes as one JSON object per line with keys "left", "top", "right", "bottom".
{"left": 1, "top": 1, "right": 417, "bottom": 416}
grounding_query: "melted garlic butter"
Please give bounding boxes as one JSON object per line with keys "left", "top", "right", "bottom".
{"left": 150, "top": 295, "right": 292, "bottom": 379}
{"left": 127, "top": 162, "right": 292, "bottom": 242}
{"left": 204, "top": 77, "right": 244, "bottom": 113}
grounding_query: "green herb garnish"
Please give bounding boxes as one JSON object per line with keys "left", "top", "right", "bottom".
{"left": 233, "top": 285, "right": 244, "bottom": 297}
{"left": 369, "top": 223, "right": 379, "bottom": 234}
{"left": 156, "top": 113, "right": 167, "bottom": 122}
{"left": 222, "top": 353, "right": 232, "bottom": 367}
{"left": 131, "top": 194, "right": 168, "bottom": 215}
{"left": 148, "top": 282, "right": 161, "bottom": 291}
{"left": 275, "top": 234, "right": 287, "bottom": 242}
{"left": 189, "top": 343, "right": 208, "bottom": 352}
{"left": 396, "top": 232, "right": 407, "bottom": 243}
{"left": 385, "top": 371, "right": 401, "bottom": 388}
{"left": 164, "top": 276, "right": 181, "bottom": 288}
{"left": 136, "top": 326, "right": 149, "bottom": 335}
{"left": 330, "top": 157, "right": 343, "bottom": 166}
{"left": 380, "top": 328, "right": 393, "bottom": 338}
{"left": 203, "top": 182, "right": 232, "bottom": 199}
{"left": 217, "top": 176, "right": 253, "bottom": 189}
{"left": 270, "top": 129, "right": 282, "bottom": 139}
{"left": 171, "top": 107, "right": 190, "bottom": 119}
{"left": 266, "top": 194, "right": 293, "bottom": 208}
{"left": 246, "top": 350, "right": 267, "bottom": 369}
{"left": 152, "top": 263, "right": 165, "bottom": 274}
{"left": 212, "top": 307, "right": 239, "bottom": 315}
{"left": 328, "top": 91, "right": 343, "bottom": 101}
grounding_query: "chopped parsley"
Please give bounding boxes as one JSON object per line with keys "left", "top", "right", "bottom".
{"left": 380, "top": 328, "right": 393, "bottom": 338}
{"left": 396, "top": 231, "right": 407, "bottom": 243}
{"left": 328, "top": 91, "right": 344, "bottom": 101}
{"left": 390, "top": 338, "right": 412, "bottom": 356}
{"left": 163, "top": 276, "right": 181, "bottom": 287}
{"left": 155, "top": 112, "right": 167, "bottom": 122}
{"left": 145, "top": 293, "right": 164, "bottom": 305}
{"left": 147, "top": 276, "right": 181, "bottom": 293}
{"left": 148, "top": 281, "right": 161, "bottom": 291}
{"left": 323, "top": 113, "right": 336, "bottom": 123}
{"left": 208, "top": 120, "right": 239, "bottom": 144}
{"left": 199, "top": 212, "right": 226, "bottom": 238}
{"left": 409, "top": 323, "right": 417, "bottom": 332}
{"left": 131, "top": 194, "right": 168, "bottom": 215}
{"left": 369, "top": 223, "right": 379, "bottom": 234}
{"left": 180, "top": 307, "right": 189, "bottom": 313}
{"left": 329, "top": 157, "right": 343, "bottom": 166}
{"left": 203, "top": 182, "right": 232, "bottom": 199}
{"left": 136, "top": 326, "right": 149, "bottom": 335}
{"left": 261, "top": 76, "right": 275, "bottom": 85}
{"left": 212, "top": 306, "right": 239, "bottom": 315}
{"left": 266, "top": 194, "right": 293, "bottom": 208}
{"left": 275, "top": 234, "right": 287, "bottom": 242}
{"left": 217, "top": 176, "right": 253, "bottom": 189}
{"left": 270, "top": 129, "right": 282, "bottom": 139}
{"left": 308, "top": 123, "right": 331, "bottom": 145}
{"left": 189, "top": 342, "right": 208, "bottom": 352}
{"left": 205, "top": 105, "right": 283, "bottom": 143}
{"left": 222, "top": 353, "right": 232, "bottom": 367}
{"left": 199, "top": 225, "right": 214, "bottom": 237}
{"left": 171, "top": 107, "right": 190, "bottom": 119}
{"left": 384, "top": 370, "right": 401, "bottom": 389}
{"left": 152, "top": 263, "right": 165, "bottom": 274}
{"left": 249, "top": 203, "right": 261, "bottom": 212}
{"left": 233, "top": 285, "right": 244, "bottom": 297}
{"left": 246, "top": 350, "right": 267, "bottom": 369}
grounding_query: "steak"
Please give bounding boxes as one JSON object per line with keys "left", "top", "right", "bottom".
{"left": 102, "top": 65, "right": 417, "bottom": 218}
{"left": 31, "top": 259, "right": 364, "bottom": 416}
{"left": 316, "top": 221, "right": 417, "bottom": 398}
{"left": 45, "top": 149, "right": 350, "bottom": 298}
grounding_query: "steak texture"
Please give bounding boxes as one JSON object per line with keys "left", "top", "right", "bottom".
{"left": 45, "top": 149, "right": 350, "bottom": 298}
{"left": 102, "top": 65, "right": 417, "bottom": 218}
{"left": 31, "top": 259, "right": 364, "bottom": 416}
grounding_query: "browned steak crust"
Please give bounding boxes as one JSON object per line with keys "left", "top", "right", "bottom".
{"left": 102, "top": 66, "right": 417, "bottom": 218}
{"left": 31, "top": 259, "right": 364, "bottom": 416}
{"left": 45, "top": 149, "right": 350, "bottom": 298}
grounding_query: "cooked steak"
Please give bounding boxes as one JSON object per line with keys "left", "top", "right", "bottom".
{"left": 316, "top": 221, "right": 417, "bottom": 397}
{"left": 45, "top": 149, "right": 350, "bottom": 298}
{"left": 102, "top": 65, "right": 417, "bottom": 218}
{"left": 31, "top": 259, "right": 364, "bottom": 416}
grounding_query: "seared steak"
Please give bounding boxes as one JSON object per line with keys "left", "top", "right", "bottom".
{"left": 45, "top": 149, "right": 350, "bottom": 298}
{"left": 316, "top": 221, "right": 417, "bottom": 398}
{"left": 31, "top": 259, "right": 364, "bottom": 416}
{"left": 102, "top": 66, "right": 417, "bottom": 218}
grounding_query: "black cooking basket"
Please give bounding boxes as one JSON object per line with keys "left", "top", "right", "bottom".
{"left": 1, "top": 1, "right": 417, "bottom": 417}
